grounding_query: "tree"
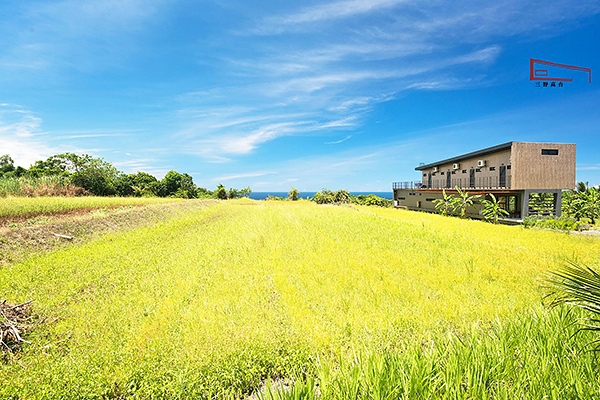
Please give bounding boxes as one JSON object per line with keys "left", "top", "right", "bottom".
{"left": 432, "top": 189, "right": 457, "bottom": 216}
{"left": 288, "top": 187, "right": 300, "bottom": 201}
{"left": 454, "top": 187, "right": 480, "bottom": 219}
{"left": 148, "top": 181, "right": 167, "bottom": 197}
{"left": 481, "top": 193, "right": 509, "bottom": 224}
{"left": 162, "top": 171, "right": 197, "bottom": 198}
{"left": 24, "top": 153, "right": 119, "bottom": 195}
{"left": 0, "top": 154, "right": 15, "bottom": 177}
{"left": 577, "top": 181, "right": 589, "bottom": 192}
{"left": 240, "top": 187, "right": 252, "bottom": 198}
{"left": 576, "top": 187, "right": 600, "bottom": 224}
{"left": 69, "top": 156, "right": 119, "bottom": 196}
{"left": 196, "top": 187, "right": 213, "bottom": 198}
{"left": 114, "top": 174, "right": 136, "bottom": 197}
{"left": 227, "top": 188, "right": 240, "bottom": 199}
{"left": 214, "top": 183, "right": 228, "bottom": 200}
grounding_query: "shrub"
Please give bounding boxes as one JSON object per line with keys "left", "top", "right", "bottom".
{"left": 523, "top": 216, "right": 586, "bottom": 231}
{"left": 288, "top": 187, "right": 300, "bottom": 201}
{"left": 333, "top": 190, "right": 350, "bottom": 204}
{"left": 312, "top": 189, "right": 335, "bottom": 204}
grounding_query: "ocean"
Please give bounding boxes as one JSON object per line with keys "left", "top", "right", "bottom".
{"left": 247, "top": 192, "right": 393, "bottom": 200}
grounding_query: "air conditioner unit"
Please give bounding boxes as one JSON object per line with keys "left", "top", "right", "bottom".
{"left": 477, "top": 159, "right": 486, "bottom": 167}
{"left": 432, "top": 167, "right": 438, "bottom": 173}
{"left": 452, "top": 163, "right": 460, "bottom": 170}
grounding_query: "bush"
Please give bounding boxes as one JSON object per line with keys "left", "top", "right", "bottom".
{"left": 288, "top": 187, "right": 300, "bottom": 201}
{"left": 311, "top": 190, "right": 392, "bottom": 208}
{"left": 523, "top": 216, "right": 587, "bottom": 231}
{"left": 333, "top": 190, "right": 350, "bottom": 204}
{"left": 312, "top": 190, "right": 334, "bottom": 204}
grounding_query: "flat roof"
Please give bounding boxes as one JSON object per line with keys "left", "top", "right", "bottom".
{"left": 415, "top": 142, "right": 513, "bottom": 171}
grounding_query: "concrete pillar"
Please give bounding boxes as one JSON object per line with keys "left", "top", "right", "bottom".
{"left": 521, "top": 190, "right": 530, "bottom": 219}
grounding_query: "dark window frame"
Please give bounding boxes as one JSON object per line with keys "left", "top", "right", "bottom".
{"left": 542, "top": 149, "right": 559, "bottom": 155}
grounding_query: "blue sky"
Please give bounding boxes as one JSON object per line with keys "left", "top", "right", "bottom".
{"left": 1, "top": 0, "right": 599, "bottom": 191}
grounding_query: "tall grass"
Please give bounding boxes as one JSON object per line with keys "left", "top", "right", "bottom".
{"left": 0, "top": 196, "right": 182, "bottom": 220}
{"left": 263, "top": 307, "right": 599, "bottom": 399}
{"left": 1, "top": 200, "right": 599, "bottom": 398}
{"left": 0, "top": 175, "right": 85, "bottom": 197}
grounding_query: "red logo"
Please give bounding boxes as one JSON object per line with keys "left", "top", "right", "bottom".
{"left": 530, "top": 59, "right": 591, "bottom": 83}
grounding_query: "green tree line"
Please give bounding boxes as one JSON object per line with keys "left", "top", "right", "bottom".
{"left": 0, "top": 153, "right": 250, "bottom": 199}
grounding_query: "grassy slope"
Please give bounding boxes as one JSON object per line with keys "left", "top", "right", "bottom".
{"left": 0, "top": 201, "right": 216, "bottom": 267}
{"left": 0, "top": 196, "right": 182, "bottom": 221}
{"left": 1, "top": 200, "right": 599, "bottom": 398}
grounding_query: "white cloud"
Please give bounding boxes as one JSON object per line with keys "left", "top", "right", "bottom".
{"left": 214, "top": 171, "right": 277, "bottom": 181}
{"left": 325, "top": 135, "right": 352, "bottom": 145}
{"left": 253, "top": 0, "right": 408, "bottom": 34}
{"left": 0, "top": 105, "right": 53, "bottom": 167}
{"left": 0, "top": 0, "right": 171, "bottom": 77}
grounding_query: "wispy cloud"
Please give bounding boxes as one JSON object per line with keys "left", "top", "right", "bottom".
{"left": 578, "top": 165, "right": 600, "bottom": 171}
{"left": 325, "top": 135, "right": 352, "bottom": 145}
{"left": 0, "top": 0, "right": 170, "bottom": 78}
{"left": 214, "top": 171, "right": 277, "bottom": 182}
{"left": 0, "top": 105, "right": 58, "bottom": 167}
{"left": 251, "top": 0, "right": 407, "bottom": 34}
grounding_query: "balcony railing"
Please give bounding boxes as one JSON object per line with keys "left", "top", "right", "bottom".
{"left": 393, "top": 181, "right": 423, "bottom": 189}
{"left": 393, "top": 174, "right": 511, "bottom": 190}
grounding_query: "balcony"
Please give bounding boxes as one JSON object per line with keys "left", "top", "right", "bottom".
{"left": 392, "top": 181, "right": 423, "bottom": 189}
{"left": 393, "top": 174, "right": 512, "bottom": 190}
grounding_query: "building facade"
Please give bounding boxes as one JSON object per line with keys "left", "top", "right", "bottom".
{"left": 393, "top": 142, "right": 576, "bottom": 220}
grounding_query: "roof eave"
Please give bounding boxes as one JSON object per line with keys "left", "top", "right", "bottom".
{"left": 415, "top": 142, "right": 513, "bottom": 171}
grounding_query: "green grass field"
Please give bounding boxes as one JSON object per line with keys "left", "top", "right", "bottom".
{"left": 1, "top": 200, "right": 600, "bottom": 398}
{"left": 0, "top": 196, "right": 182, "bottom": 221}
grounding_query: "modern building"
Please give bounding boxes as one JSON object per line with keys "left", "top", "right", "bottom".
{"left": 392, "top": 142, "right": 576, "bottom": 221}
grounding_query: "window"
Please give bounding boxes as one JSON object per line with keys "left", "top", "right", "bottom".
{"left": 489, "top": 167, "right": 496, "bottom": 171}
{"left": 475, "top": 168, "right": 481, "bottom": 172}
{"left": 542, "top": 149, "right": 559, "bottom": 155}
{"left": 507, "top": 165, "right": 511, "bottom": 170}
{"left": 409, "top": 192, "right": 416, "bottom": 196}
{"left": 398, "top": 197, "right": 406, "bottom": 200}
{"left": 462, "top": 169, "right": 467, "bottom": 173}
{"left": 425, "top": 198, "right": 435, "bottom": 202}
{"left": 451, "top": 171, "right": 456, "bottom": 174}
{"left": 441, "top": 172, "right": 445, "bottom": 175}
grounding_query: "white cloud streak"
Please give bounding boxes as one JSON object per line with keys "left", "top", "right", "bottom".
{"left": 214, "top": 171, "right": 277, "bottom": 181}
{"left": 252, "top": 0, "right": 408, "bottom": 34}
{"left": 325, "top": 135, "right": 352, "bottom": 145}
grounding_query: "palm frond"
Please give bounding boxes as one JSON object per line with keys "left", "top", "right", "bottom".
{"left": 545, "top": 262, "right": 600, "bottom": 349}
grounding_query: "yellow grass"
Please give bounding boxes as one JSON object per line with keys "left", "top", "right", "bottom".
{"left": 0, "top": 196, "right": 182, "bottom": 220}
{"left": 1, "top": 200, "right": 599, "bottom": 397}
